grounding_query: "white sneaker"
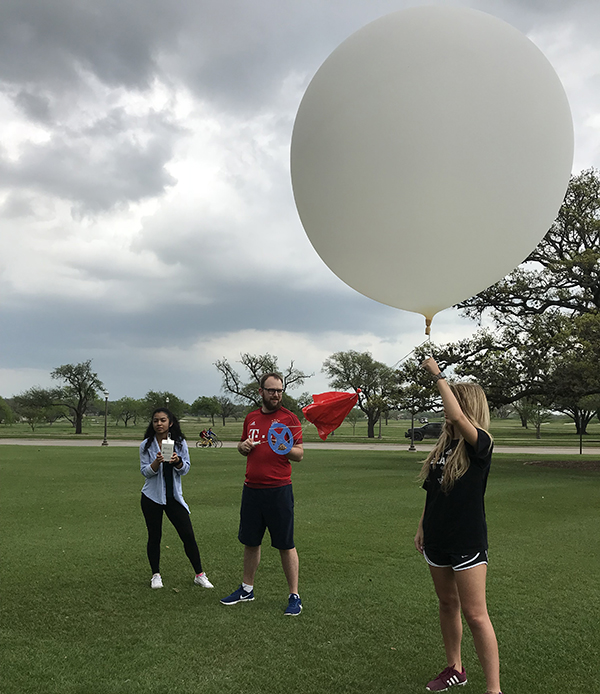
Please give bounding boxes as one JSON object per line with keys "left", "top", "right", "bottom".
{"left": 150, "top": 573, "right": 163, "bottom": 589}
{"left": 194, "top": 572, "right": 214, "bottom": 588}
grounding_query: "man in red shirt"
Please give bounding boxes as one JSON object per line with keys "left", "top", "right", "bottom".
{"left": 220, "top": 372, "right": 304, "bottom": 615}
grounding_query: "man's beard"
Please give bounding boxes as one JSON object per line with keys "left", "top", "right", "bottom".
{"left": 262, "top": 395, "right": 282, "bottom": 412}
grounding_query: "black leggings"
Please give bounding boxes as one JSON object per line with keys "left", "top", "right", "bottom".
{"left": 141, "top": 493, "right": 203, "bottom": 575}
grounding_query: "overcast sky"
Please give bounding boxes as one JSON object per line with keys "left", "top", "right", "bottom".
{"left": 1, "top": 0, "right": 599, "bottom": 404}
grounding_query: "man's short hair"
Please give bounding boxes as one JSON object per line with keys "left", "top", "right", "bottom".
{"left": 259, "top": 372, "right": 284, "bottom": 389}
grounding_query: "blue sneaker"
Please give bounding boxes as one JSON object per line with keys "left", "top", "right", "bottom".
{"left": 220, "top": 585, "right": 254, "bottom": 605}
{"left": 284, "top": 593, "right": 302, "bottom": 616}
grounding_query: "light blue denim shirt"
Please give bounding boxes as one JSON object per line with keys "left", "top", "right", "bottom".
{"left": 140, "top": 438, "right": 191, "bottom": 512}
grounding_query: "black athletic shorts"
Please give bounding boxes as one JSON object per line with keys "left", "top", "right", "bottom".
{"left": 238, "top": 484, "right": 295, "bottom": 550}
{"left": 424, "top": 546, "right": 488, "bottom": 571}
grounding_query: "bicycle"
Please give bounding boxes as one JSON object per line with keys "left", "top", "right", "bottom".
{"left": 196, "top": 435, "right": 223, "bottom": 448}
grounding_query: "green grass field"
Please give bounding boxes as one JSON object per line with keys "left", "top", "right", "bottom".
{"left": 3, "top": 414, "right": 600, "bottom": 449}
{"left": 1, "top": 447, "right": 598, "bottom": 694}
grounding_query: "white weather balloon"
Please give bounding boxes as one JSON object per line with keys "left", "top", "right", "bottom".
{"left": 291, "top": 6, "right": 573, "bottom": 329}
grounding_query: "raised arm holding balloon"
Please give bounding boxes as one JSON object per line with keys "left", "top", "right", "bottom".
{"left": 421, "top": 357, "right": 479, "bottom": 446}
{"left": 222, "top": 372, "right": 304, "bottom": 616}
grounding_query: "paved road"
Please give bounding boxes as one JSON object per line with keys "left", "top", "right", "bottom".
{"left": 1, "top": 438, "right": 599, "bottom": 455}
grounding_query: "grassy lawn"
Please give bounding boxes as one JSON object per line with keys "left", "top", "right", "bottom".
{"left": 1, "top": 447, "right": 598, "bottom": 693}
{"left": 2, "top": 415, "right": 600, "bottom": 449}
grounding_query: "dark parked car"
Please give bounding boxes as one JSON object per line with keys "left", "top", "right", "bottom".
{"left": 405, "top": 422, "right": 443, "bottom": 441}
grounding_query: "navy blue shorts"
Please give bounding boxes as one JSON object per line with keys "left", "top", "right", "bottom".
{"left": 424, "top": 546, "right": 488, "bottom": 571}
{"left": 238, "top": 484, "right": 295, "bottom": 550}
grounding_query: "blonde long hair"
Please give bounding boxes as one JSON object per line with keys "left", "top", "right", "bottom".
{"left": 418, "top": 382, "right": 492, "bottom": 493}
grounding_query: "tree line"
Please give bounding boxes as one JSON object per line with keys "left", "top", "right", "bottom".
{"left": 3, "top": 170, "right": 600, "bottom": 437}
{"left": 0, "top": 365, "right": 246, "bottom": 433}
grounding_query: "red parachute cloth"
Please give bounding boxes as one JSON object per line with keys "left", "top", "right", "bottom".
{"left": 302, "top": 391, "right": 359, "bottom": 441}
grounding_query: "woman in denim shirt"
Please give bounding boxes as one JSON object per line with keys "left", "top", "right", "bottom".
{"left": 140, "top": 408, "right": 213, "bottom": 590}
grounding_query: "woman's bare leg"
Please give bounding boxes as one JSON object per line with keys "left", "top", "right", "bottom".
{"left": 429, "top": 565, "right": 463, "bottom": 671}
{"left": 454, "top": 564, "right": 500, "bottom": 694}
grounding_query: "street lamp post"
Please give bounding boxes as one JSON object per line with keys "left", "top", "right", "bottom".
{"left": 101, "top": 392, "right": 109, "bottom": 446}
{"left": 408, "top": 404, "right": 416, "bottom": 452}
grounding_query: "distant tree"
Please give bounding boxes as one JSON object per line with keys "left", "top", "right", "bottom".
{"left": 294, "top": 391, "right": 313, "bottom": 422}
{"left": 215, "top": 396, "right": 237, "bottom": 426}
{"left": 214, "top": 353, "right": 311, "bottom": 407}
{"left": 143, "top": 391, "right": 187, "bottom": 420}
{"left": 580, "top": 394, "right": 600, "bottom": 428}
{"left": 529, "top": 401, "right": 553, "bottom": 439}
{"left": 513, "top": 398, "right": 537, "bottom": 429}
{"left": 230, "top": 403, "right": 247, "bottom": 421}
{"left": 111, "top": 397, "right": 144, "bottom": 427}
{"left": 280, "top": 392, "right": 305, "bottom": 418}
{"left": 541, "top": 315, "right": 600, "bottom": 434}
{"left": 322, "top": 350, "right": 396, "bottom": 438}
{"left": 0, "top": 396, "right": 15, "bottom": 424}
{"left": 393, "top": 355, "right": 442, "bottom": 443}
{"left": 345, "top": 407, "right": 363, "bottom": 435}
{"left": 190, "top": 396, "right": 221, "bottom": 426}
{"left": 51, "top": 360, "right": 105, "bottom": 434}
{"left": 43, "top": 405, "right": 67, "bottom": 425}
{"left": 12, "top": 388, "right": 54, "bottom": 432}
{"left": 491, "top": 404, "right": 512, "bottom": 419}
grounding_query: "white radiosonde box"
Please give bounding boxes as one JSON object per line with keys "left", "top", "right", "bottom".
{"left": 161, "top": 437, "right": 174, "bottom": 460}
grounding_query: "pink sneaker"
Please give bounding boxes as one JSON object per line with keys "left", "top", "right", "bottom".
{"left": 426, "top": 665, "right": 467, "bottom": 691}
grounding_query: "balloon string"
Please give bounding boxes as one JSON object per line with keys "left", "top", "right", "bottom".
{"left": 391, "top": 337, "right": 430, "bottom": 369}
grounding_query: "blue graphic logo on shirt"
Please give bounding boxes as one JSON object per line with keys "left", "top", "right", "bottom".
{"left": 267, "top": 422, "right": 293, "bottom": 455}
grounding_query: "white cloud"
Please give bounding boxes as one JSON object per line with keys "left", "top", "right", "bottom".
{"left": 528, "top": 21, "right": 600, "bottom": 170}
{"left": 0, "top": 92, "right": 51, "bottom": 161}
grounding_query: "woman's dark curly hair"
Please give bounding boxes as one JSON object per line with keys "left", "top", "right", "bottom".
{"left": 142, "top": 408, "right": 186, "bottom": 453}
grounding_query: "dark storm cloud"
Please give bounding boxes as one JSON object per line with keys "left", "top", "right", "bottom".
{"left": 0, "top": 279, "right": 398, "bottom": 366}
{"left": 0, "top": 0, "right": 183, "bottom": 91}
{"left": 0, "top": 0, "right": 448, "bottom": 113}
{"left": 0, "top": 109, "right": 180, "bottom": 212}
{"left": 0, "top": 0, "right": 593, "bottom": 114}
{"left": 0, "top": 279, "right": 405, "bottom": 399}
{"left": 0, "top": 0, "right": 585, "bottom": 220}
{"left": 0, "top": 0, "right": 185, "bottom": 212}
{"left": 13, "top": 90, "right": 52, "bottom": 123}
{"left": 0, "top": 0, "right": 304, "bottom": 112}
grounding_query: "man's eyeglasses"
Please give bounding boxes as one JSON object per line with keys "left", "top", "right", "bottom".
{"left": 262, "top": 388, "right": 283, "bottom": 395}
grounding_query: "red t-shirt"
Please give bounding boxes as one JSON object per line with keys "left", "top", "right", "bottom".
{"left": 241, "top": 406, "right": 303, "bottom": 487}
